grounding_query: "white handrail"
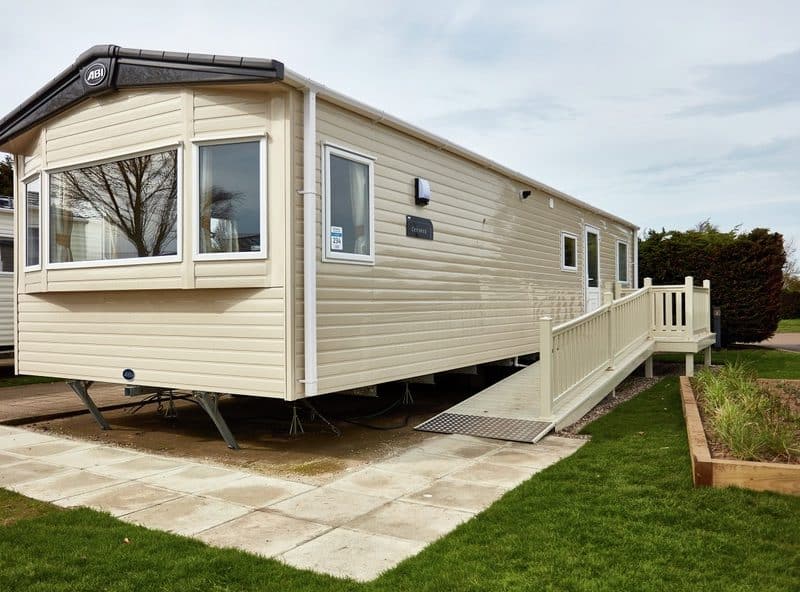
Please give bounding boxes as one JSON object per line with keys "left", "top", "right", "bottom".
{"left": 540, "top": 277, "right": 711, "bottom": 413}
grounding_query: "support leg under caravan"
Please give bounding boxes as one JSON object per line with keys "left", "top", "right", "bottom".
{"left": 67, "top": 381, "right": 240, "bottom": 450}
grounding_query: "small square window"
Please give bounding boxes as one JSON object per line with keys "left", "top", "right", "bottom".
{"left": 617, "top": 241, "right": 629, "bottom": 283}
{"left": 324, "top": 145, "right": 375, "bottom": 264}
{"left": 561, "top": 232, "right": 577, "bottom": 271}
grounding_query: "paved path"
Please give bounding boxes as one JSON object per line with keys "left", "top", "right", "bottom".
{"left": 0, "top": 424, "right": 585, "bottom": 581}
{"left": 758, "top": 332, "right": 800, "bottom": 353}
{"left": 0, "top": 381, "right": 128, "bottom": 424}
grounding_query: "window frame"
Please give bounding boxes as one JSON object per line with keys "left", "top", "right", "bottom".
{"left": 616, "top": 239, "right": 629, "bottom": 285}
{"left": 22, "top": 172, "right": 42, "bottom": 272}
{"left": 560, "top": 231, "right": 578, "bottom": 272}
{"left": 192, "top": 135, "right": 268, "bottom": 262}
{"left": 44, "top": 144, "right": 184, "bottom": 270}
{"left": 322, "top": 143, "right": 376, "bottom": 265}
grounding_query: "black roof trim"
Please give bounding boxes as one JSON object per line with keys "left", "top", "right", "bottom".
{"left": 0, "top": 45, "right": 284, "bottom": 147}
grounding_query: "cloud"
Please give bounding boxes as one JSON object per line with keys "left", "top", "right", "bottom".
{"left": 674, "top": 48, "right": 800, "bottom": 116}
{"left": 629, "top": 135, "right": 800, "bottom": 186}
{"left": 424, "top": 95, "right": 578, "bottom": 131}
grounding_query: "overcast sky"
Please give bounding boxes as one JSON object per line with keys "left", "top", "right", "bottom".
{"left": 2, "top": 0, "right": 798, "bottom": 262}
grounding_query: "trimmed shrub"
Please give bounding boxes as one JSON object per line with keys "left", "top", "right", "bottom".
{"left": 639, "top": 226, "right": 785, "bottom": 345}
{"left": 781, "top": 290, "right": 800, "bottom": 319}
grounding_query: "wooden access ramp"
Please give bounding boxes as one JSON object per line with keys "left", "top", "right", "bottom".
{"left": 417, "top": 277, "right": 716, "bottom": 443}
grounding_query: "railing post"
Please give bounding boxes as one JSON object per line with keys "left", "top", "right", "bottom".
{"left": 539, "top": 317, "right": 553, "bottom": 418}
{"left": 643, "top": 277, "right": 654, "bottom": 334}
{"left": 684, "top": 276, "right": 694, "bottom": 339}
{"left": 703, "top": 279, "right": 711, "bottom": 332}
{"left": 613, "top": 281, "right": 621, "bottom": 300}
{"left": 604, "top": 291, "right": 614, "bottom": 369}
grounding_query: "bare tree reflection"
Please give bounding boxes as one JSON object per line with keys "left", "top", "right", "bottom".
{"left": 59, "top": 151, "right": 178, "bottom": 257}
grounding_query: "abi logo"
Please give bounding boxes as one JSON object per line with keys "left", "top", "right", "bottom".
{"left": 84, "top": 63, "right": 107, "bottom": 86}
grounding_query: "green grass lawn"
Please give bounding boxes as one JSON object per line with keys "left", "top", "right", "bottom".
{"left": 657, "top": 346, "right": 799, "bottom": 378}
{"left": 1, "top": 350, "right": 798, "bottom": 591}
{"left": 778, "top": 318, "right": 800, "bottom": 333}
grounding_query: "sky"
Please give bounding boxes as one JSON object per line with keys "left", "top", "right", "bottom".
{"left": 2, "top": 0, "right": 798, "bottom": 264}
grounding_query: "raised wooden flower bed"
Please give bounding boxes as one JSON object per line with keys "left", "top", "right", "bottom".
{"left": 679, "top": 376, "right": 800, "bottom": 496}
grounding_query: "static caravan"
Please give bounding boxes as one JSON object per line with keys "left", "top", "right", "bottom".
{"left": 0, "top": 46, "right": 641, "bottom": 446}
{"left": 0, "top": 197, "right": 13, "bottom": 353}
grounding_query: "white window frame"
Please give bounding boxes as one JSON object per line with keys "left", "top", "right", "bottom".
{"left": 560, "top": 231, "right": 578, "bottom": 272}
{"left": 322, "top": 143, "right": 375, "bottom": 265}
{"left": 22, "top": 172, "right": 42, "bottom": 272}
{"left": 616, "top": 239, "right": 629, "bottom": 285}
{"left": 44, "top": 144, "right": 183, "bottom": 270}
{"left": 192, "top": 135, "right": 268, "bottom": 261}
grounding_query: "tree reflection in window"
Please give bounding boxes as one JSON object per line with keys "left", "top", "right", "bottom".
{"left": 49, "top": 150, "right": 178, "bottom": 263}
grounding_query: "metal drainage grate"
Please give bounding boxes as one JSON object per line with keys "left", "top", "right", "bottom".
{"left": 415, "top": 413, "right": 553, "bottom": 444}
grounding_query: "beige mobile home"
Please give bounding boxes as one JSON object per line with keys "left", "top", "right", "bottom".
{"left": 0, "top": 46, "right": 713, "bottom": 447}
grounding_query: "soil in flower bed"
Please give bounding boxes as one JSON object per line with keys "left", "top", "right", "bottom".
{"left": 692, "top": 370, "right": 800, "bottom": 465}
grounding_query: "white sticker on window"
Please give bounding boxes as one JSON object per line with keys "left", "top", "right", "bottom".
{"left": 330, "top": 226, "right": 343, "bottom": 251}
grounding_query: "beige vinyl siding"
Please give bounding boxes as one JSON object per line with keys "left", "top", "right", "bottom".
{"left": 45, "top": 90, "right": 183, "bottom": 169}
{"left": 22, "top": 136, "right": 42, "bottom": 179}
{"left": 17, "top": 288, "right": 286, "bottom": 396}
{"left": 191, "top": 90, "right": 288, "bottom": 289}
{"left": 293, "top": 96, "right": 635, "bottom": 396}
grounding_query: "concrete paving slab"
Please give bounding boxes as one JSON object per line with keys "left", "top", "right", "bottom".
{"left": 403, "top": 478, "right": 507, "bottom": 513}
{"left": 328, "top": 466, "right": 433, "bottom": 499}
{"left": 447, "top": 460, "right": 536, "bottom": 488}
{"left": 57, "top": 481, "right": 182, "bottom": 516}
{"left": 0, "top": 431, "right": 58, "bottom": 450}
{"left": 373, "top": 448, "right": 471, "bottom": 480}
{"left": 280, "top": 527, "right": 425, "bottom": 582}
{"left": 6, "top": 440, "right": 98, "bottom": 458}
{"left": 122, "top": 495, "right": 251, "bottom": 536}
{"left": 0, "top": 459, "right": 72, "bottom": 487}
{"left": 271, "top": 485, "right": 389, "bottom": 526}
{"left": 139, "top": 463, "right": 248, "bottom": 494}
{"left": 346, "top": 499, "right": 473, "bottom": 543}
{"left": 196, "top": 510, "right": 330, "bottom": 557}
{"left": 88, "top": 455, "right": 187, "bottom": 480}
{"left": 414, "top": 435, "right": 504, "bottom": 459}
{"left": 486, "top": 447, "right": 571, "bottom": 469}
{"left": 45, "top": 445, "right": 142, "bottom": 469}
{"left": 12, "top": 470, "right": 122, "bottom": 502}
{"left": 200, "top": 474, "right": 314, "bottom": 508}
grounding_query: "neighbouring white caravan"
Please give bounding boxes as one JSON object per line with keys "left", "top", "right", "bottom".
{"left": 0, "top": 46, "right": 644, "bottom": 445}
{"left": 0, "top": 196, "right": 13, "bottom": 353}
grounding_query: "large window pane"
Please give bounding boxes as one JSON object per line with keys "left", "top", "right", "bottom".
{"left": 49, "top": 150, "right": 178, "bottom": 263}
{"left": 198, "top": 141, "right": 261, "bottom": 254}
{"left": 329, "top": 153, "right": 370, "bottom": 256}
{"left": 25, "top": 177, "right": 40, "bottom": 267}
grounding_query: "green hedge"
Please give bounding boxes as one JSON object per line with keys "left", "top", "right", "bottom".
{"left": 781, "top": 290, "right": 800, "bottom": 319}
{"left": 639, "top": 226, "right": 785, "bottom": 345}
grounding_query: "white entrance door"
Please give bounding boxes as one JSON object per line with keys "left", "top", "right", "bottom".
{"left": 585, "top": 226, "right": 601, "bottom": 312}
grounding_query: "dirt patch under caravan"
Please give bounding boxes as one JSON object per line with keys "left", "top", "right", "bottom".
{"left": 18, "top": 370, "right": 514, "bottom": 485}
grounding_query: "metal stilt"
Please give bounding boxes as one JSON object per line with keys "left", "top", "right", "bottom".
{"left": 190, "top": 392, "right": 239, "bottom": 450}
{"left": 289, "top": 404, "right": 304, "bottom": 436}
{"left": 303, "top": 400, "right": 341, "bottom": 437}
{"left": 67, "top": 380, "right": 110, "bottom": 430}
{"left": 401, "top": 382, "right": 414, "bottom": 406}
